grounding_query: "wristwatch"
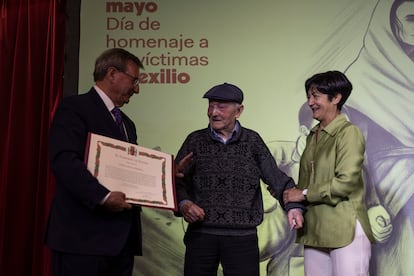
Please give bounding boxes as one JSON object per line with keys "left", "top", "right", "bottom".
{"left": 302, "top": 189, "right": 308, "bottom": 199}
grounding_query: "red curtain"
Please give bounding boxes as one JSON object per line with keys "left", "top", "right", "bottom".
{"left": 0, "top": 0, "right": 65, "bottom": 275}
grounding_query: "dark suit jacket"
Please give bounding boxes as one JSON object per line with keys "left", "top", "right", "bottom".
{"left": 45, "top": 88, "right": 142, "bottom": 256}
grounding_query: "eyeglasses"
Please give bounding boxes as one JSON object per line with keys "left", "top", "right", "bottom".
{"left": 118, "top": 70, "right": 140, "bottom": 86}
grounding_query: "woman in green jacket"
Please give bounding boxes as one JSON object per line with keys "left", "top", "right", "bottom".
{"left": 283, "top": 71, "right": 374, "bottom": 276}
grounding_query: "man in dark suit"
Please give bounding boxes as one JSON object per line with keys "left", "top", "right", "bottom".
{"left": 45, "top": 48, "right": 144, "bottom": 276}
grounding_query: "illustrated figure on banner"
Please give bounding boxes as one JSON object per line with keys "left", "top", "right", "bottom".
{"left": 342, "top": 0, "right": 414, "bottom": 275}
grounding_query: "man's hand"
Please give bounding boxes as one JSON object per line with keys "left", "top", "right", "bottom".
{"left": 175, "top": 152, "right": 193, "bottom": 178}
{"left": 288, "top": 208, "right": 304, "bottom": 230}
{"left": 180, "top": 201, "right": 205, "bottom": 223}
{"left": 103, "top": 191, "right": 132, "bottom": 212}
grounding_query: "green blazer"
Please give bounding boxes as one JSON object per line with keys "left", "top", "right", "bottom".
{"left": 296, "top": 114, "right": 374, "bottom": 248}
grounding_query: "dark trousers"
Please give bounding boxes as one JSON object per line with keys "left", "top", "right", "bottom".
{"left": 183, "top": 232, "right": 260, "bottom": 276}
{"left": 51, "top": 249, "right": 134, "bottom": 276}
{"left": 51, "top": 211, "right": 141, "bottom": 276}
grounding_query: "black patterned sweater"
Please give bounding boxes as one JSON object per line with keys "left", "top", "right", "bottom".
{"left": 175, "top": 123, "right": 302, "bottom": 235}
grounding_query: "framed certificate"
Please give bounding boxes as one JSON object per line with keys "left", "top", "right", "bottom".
{"left": 85, "top": 133, "right": 177, "bottom": 211}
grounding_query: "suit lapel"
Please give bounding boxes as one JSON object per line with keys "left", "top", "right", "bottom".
{"left": 87, "top": 89, "right": 129, "bottom": 142}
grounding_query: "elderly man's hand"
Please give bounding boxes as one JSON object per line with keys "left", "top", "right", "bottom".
{"left": 288, "top": 208, "right": 304, "bottom": 230}
{"left": 181, "top": 201, "right": 205, "bottom": 223}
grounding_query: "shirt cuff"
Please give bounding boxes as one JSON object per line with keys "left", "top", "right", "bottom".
{"left": 100, "top": 192, "right": 111, "bottom": 205}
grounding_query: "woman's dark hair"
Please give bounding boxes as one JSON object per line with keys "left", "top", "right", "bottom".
{"left": 305, "top": 70, "right": 352, "bottom": 110}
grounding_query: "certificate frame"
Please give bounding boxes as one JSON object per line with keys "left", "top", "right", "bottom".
{"left": 85, "top": 132, "right": 177, "bottom": 211}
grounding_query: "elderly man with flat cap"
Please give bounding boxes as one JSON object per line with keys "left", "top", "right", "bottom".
{"left": 174, "top": 83, "right": 305, "bottom": 276}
